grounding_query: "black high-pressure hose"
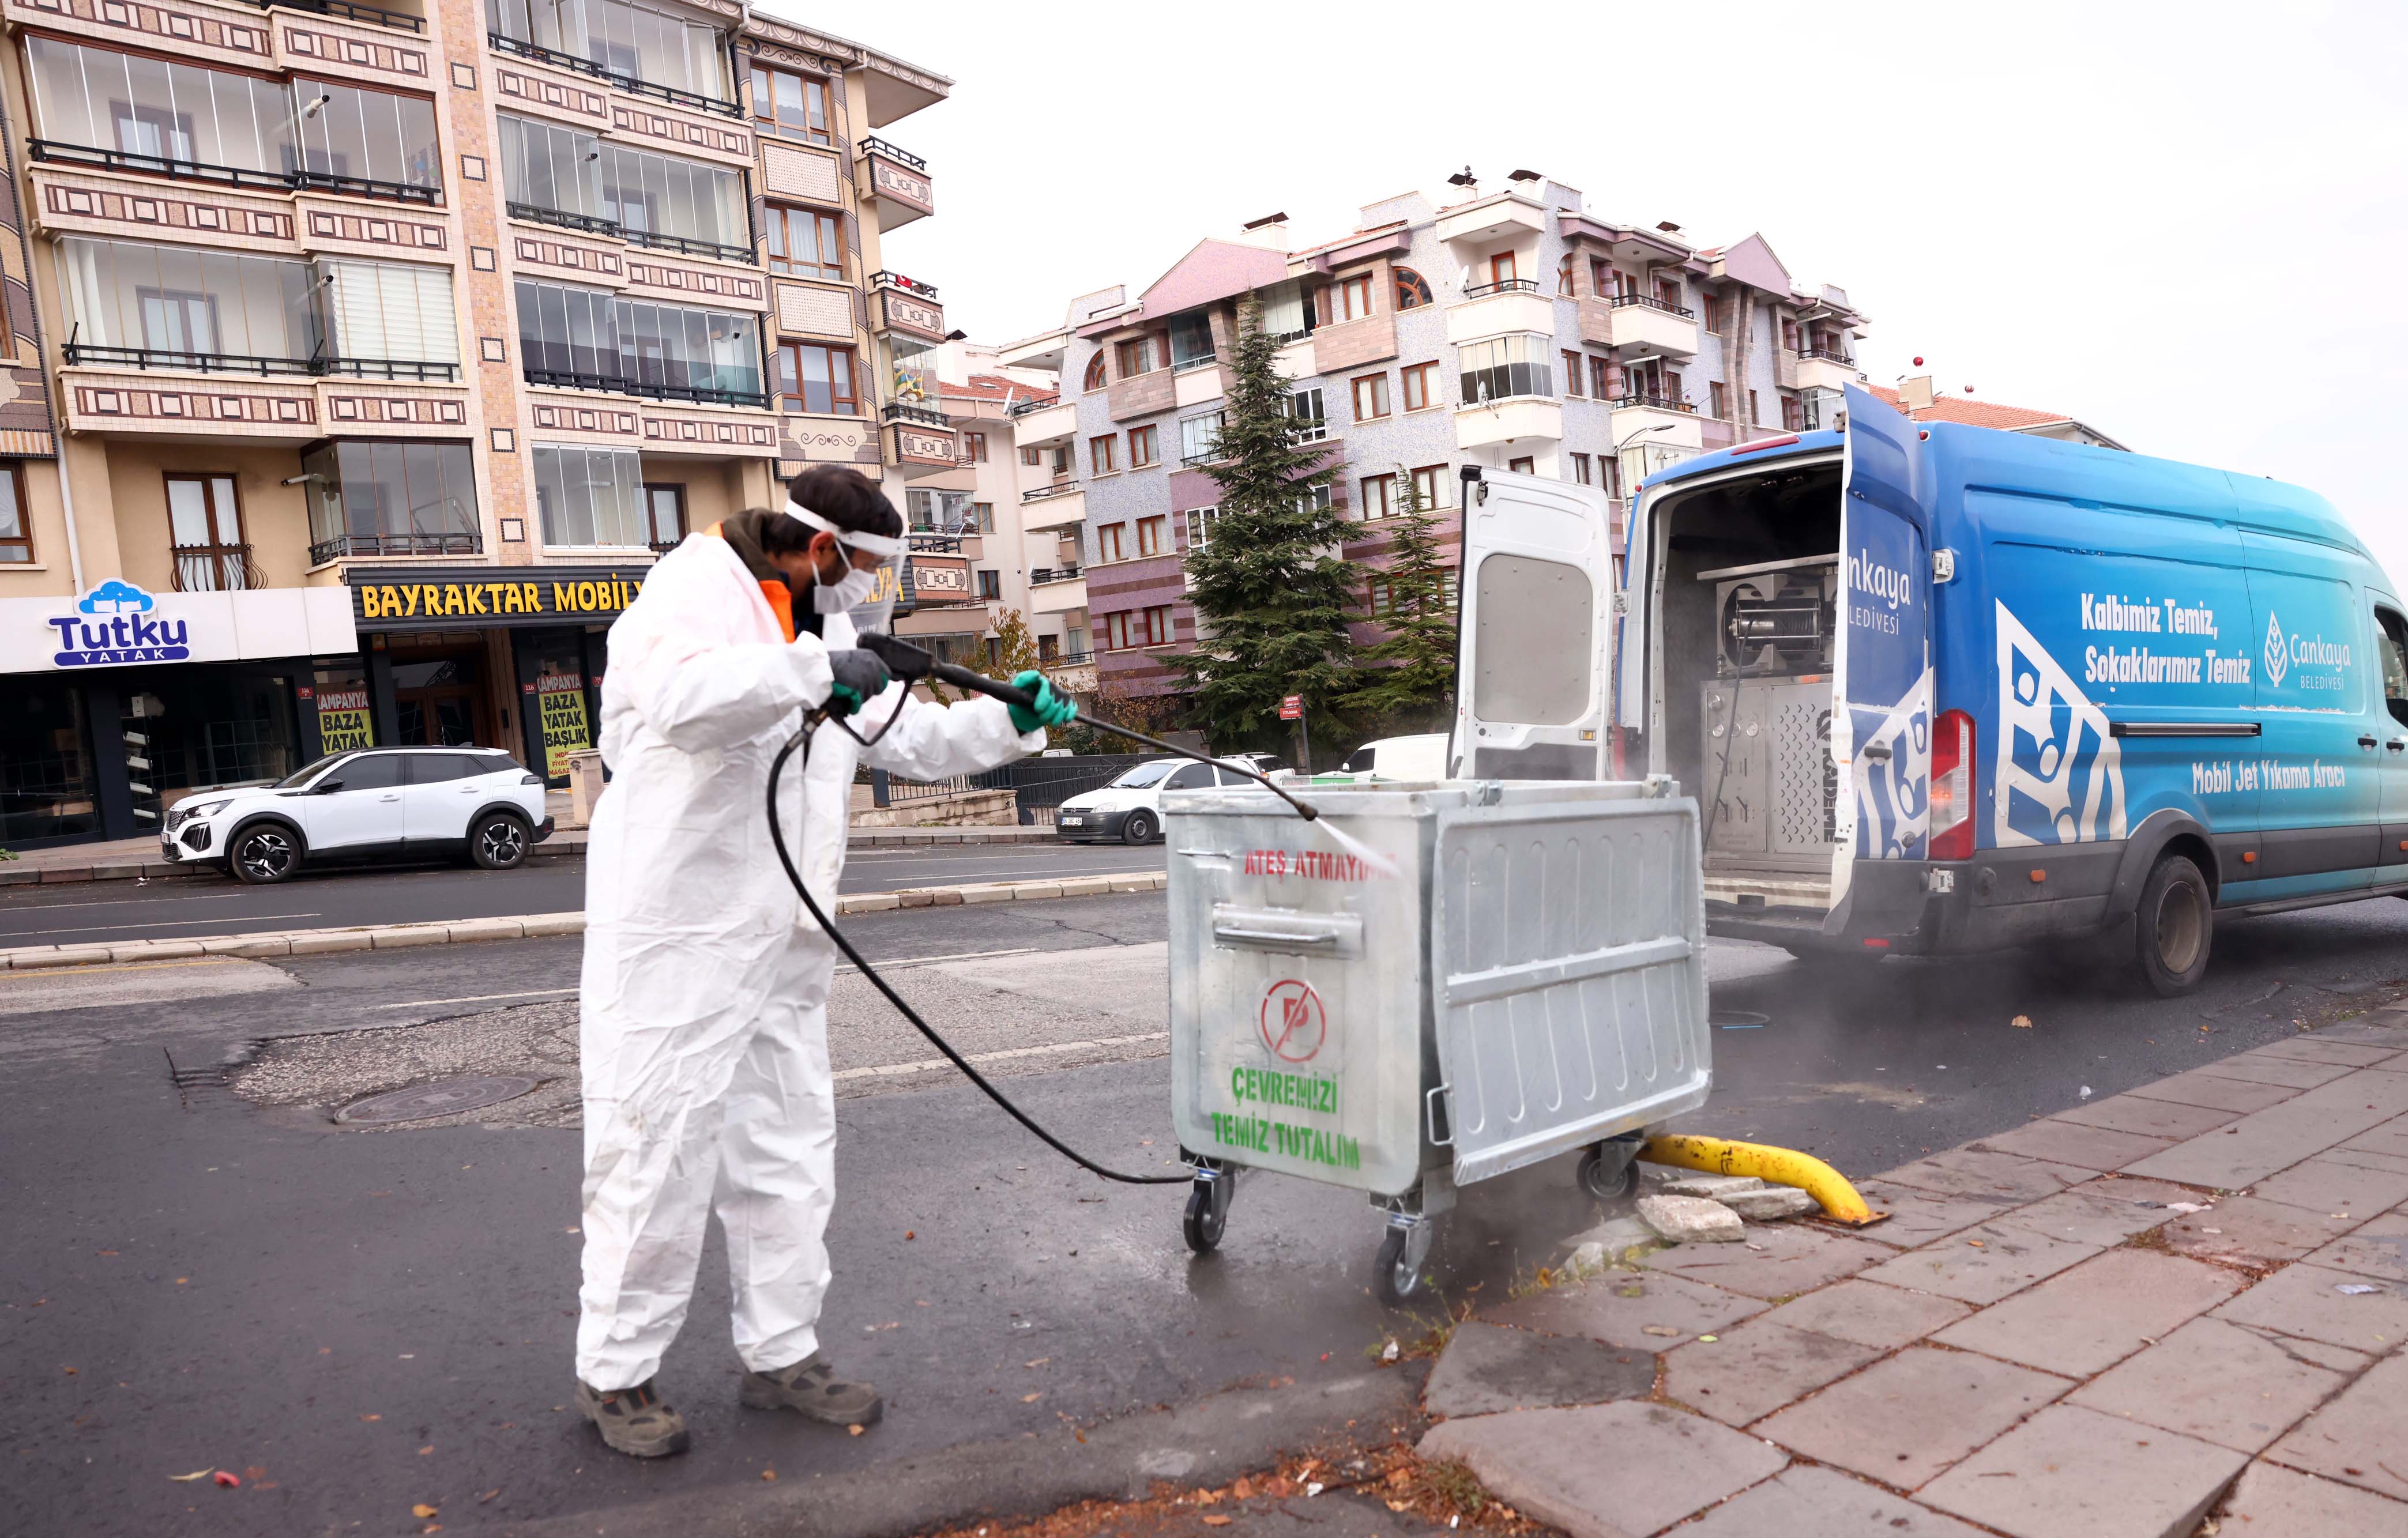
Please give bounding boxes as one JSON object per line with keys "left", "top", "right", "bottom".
{"left": 763, "top": 634, "right": 1322, "bottom": 1186}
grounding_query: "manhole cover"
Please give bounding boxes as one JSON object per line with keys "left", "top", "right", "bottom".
{"left": 1711, "top": 1010, "right": 1771, "bottom": 1030}
{"left": 337, "top": 1075, "right": 540, "bottom": 1125}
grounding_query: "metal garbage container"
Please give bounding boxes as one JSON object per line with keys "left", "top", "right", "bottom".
{"left": 1166, "top": 777, "right": 1710, "bottom": 1301}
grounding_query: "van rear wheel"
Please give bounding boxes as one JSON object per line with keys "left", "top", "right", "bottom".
{"left": 2135, "top": 854, "right": 2213, "bottom": 997}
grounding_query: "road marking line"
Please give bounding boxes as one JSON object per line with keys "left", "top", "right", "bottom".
{"left": 833, "top": 945, "right": 1040, "bottom": 974}
{"left": 375, "top": 987, "right": 579, "bottom": 1009}
{"left": 0, "top": 892, "right": 256, "bottom": 912}
{"left": 834, "top": 1031, "right": 1169, "bottom": 1082}
{"left": 1, "top": 913, "right": 322, "bottom": 938}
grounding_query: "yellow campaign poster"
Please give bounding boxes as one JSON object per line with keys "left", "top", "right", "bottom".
{"left": 536, "top": 673, "right": 590, "bottom": 777}
{"left": 315, "top": 688, "right": 375, "bottom": 752}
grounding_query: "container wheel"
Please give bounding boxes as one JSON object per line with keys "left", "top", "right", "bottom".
{"left": 1182, "top": 1177, "right": 1226, "bottom": 1253}
{"left": 1577, "top": 1143, "right": 1639, "bottom": 1203}
{"left": 1374, "top": 1222, "right": 1432, "bottom": 1305}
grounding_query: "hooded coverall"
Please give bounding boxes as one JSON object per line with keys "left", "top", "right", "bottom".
{"left": 575, "top": 527, "right": 1043, "bottom": 1389}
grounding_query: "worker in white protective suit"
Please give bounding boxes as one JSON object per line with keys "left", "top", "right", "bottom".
{"left": 573, "top": 467, "right": 1076, "bottom": 1458}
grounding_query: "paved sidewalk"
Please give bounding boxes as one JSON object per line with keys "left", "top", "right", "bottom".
{"left": 1416, "top": 1005, "right": 2408, "bottom": 1537}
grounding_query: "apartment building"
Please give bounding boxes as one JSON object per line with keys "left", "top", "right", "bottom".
{"left": 0, "top": 0, "right": 955, "bottom": 847}
{"left": 998, "top": 178, "right": 1869, "bottom": 699}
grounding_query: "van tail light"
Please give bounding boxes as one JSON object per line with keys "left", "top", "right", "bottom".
{"left": 1929, "top": 709, "right": 1976, "bottom": 862}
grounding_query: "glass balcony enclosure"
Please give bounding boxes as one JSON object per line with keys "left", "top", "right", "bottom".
{"left": 515, "top": 278, "right": 763, "bottom": 405}
{"left": 302, "top": 440, "right": 483, "bottom": 563}
{"left": 496, "top": 113, "right": 748, "bottom": 258}
{"left": 486, "top": 0, "right": 733, "bottom": 111}
{"left": 24, "top": 37, "right": 441, "bottom": 201}
{"left": 56, "top": 238, "right": 460, "bottom": 378}
{"left": 531, "top": 443, "right": 648, "bottom": 547}
{"left": 1458, "top": 334, "right": 1554, "bottom": 405}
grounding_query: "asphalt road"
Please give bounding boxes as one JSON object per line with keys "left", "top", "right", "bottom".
{"left": 0, "top": 840, "right": 1168, "bottom": 948}
{"left": 9, "top": 891, "right": 2408, "bottom": 1536}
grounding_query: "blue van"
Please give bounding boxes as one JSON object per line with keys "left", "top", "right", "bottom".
{"left": 1447, "top": 383, "right": 2405, "bottom": 995}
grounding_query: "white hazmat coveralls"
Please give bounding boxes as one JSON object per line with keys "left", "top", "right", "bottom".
{"left": 575, "top": 529, "right": 1044, "bottom": 1390}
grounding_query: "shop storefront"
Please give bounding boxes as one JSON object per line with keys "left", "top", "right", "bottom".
{"left": 343, "top": 566, "right": 653, "bottom": 788}
{"left": 0, "top": 581, "right": 359, "bottom": 848}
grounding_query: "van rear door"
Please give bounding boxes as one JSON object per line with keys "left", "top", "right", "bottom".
{"left": 1831, "top": 383, "right": 1937, "bottom": 909}
{"left": 1449, "top": 469, "right": 1617, "bottom": 780}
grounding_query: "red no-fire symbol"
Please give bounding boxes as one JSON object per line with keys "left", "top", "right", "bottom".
{"left": 1259, "top": 979, "right": 1327, "bottom": 1063}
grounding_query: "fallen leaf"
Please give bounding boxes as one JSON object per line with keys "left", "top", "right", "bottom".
{"left": 1025, "top": 1358, "right": 1051, "bottom": 1368}
{"left": 905, "top": 1231, "right": 915, "bottom": 1241}
{"left": 1387, "top": 1470, "right": 1410, "bottom": 1488}
{"left": 1233, "top": 1477, "right": 1253, "bottom": 1499}
{"left": 1697, "top": 1335, "right": 1718, "bottom": 1343}
{"left": 213, "top": 1472, "right": 240, "bottom": 1488}
{"left": 1387, "top": 1501, "right": 1410, "bottom": 1513}
{"left": 1642, "top": 1325, "right": 1680, "bottom": 1338}
{"left": 848, "top": 1424, "right": 864, "bottom": 1437}
{"left": 1201, "top": 1517, "right": 1232, "bottom": 1528}
{"left": 413, "top": 1504, "right": 439, "bottom": 1518}
{"left": 170, "top": 1469, "right": 215, "bottom": 1483}
{"left": 61, "top": 1367, "right": 76, "bottom": 1375}
{"left": 2011, "top": 1015, "right": 2032, "bottom": 1028}
{"left": 417, "top": 1445, "right": 434, "bottom": 1456}
{"left": 479, "top": 1490, "right": 501, "bottom": 1504}
{"left": 1021, "top": 1392, "right": 1043, "bottom": 1403}
{"left": 761, "top": 1469, "right": 777, "bottom": 1483}
{"left": 361, "top": 1414, "right": 382, "bottom": 1422}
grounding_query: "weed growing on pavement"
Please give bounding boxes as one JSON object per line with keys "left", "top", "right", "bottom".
{"left": 1418, "top": 1459, "right": 1488, "bottom": 1516}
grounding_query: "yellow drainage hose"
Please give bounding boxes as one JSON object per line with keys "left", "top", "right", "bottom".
{"left": 1639, "top": 1134, "right": 1887, "bottom": 1227}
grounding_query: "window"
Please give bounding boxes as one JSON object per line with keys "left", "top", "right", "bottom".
{"left": 639, "top": 484, "right": 686, "bottom": 549}
{"left": 1393, "top": 267, "right": 1432, "bottom": 310}
{"left": 1037, "top": 633, "right": 1060, "bottom": 661}
{"left": 1113, "top": 335, "right": 1162, "bottom": 378}
{"left": 1351, "top": 373, "right": 1390, "bottom": 421}
{"left": 1051, "top": 444, "right": 1072, "bottom": 474}
{"left": 1186, "top": 506, "right": 1218, "bottom": 547}
{"left": 1128, "top": 424, "right": 1158, "bottom": 468}
{"left": 965, "top": 431, "right": 988, "bottom": 463}
{"left": 300, "top": 441, "right": 480, "bottom": 559}
{"left": 1180, "top": 411, "right": 1224, "bottom": 463}
{"left": 1710, "top": 382, "right": 1729, "bottom": 419}
{"left": 1654, "top": 276, "right": 1683, "bottom": 310}
{"left": 319, "top": 258, "right": 460, "bottom": 370}
{"left": 1562, "top": 350, "right": 1584, "bottom": 396}
{"left": 1082, "top": 353, "right": 1107, "bottom": 391}
{"left": 1781, "top": 316, "right": 1801, "bottom": 352}
{"left": 1570, "top": 453, "right": 1591, "bottom": 485}
{"left": 773, "top": 341, "right": 860, "bottom": 415}
{"left": 1589, "top": 258, "right": 1612, "bottom": 295}
{"left": 1748, "top": 390, "right": 1761, "bottom": 425}
{"left": 1781, "top": 392, "right": 1804, "bottom": 431}
{"left": 530, "top": 444, "right": 645, "bottom": 546}
{"left": 593, "top": 139, "right": 747, "bottom": 250}
{"left": 1285, "top": 389, "right": 1326, "bottom": 443}
{"left": 1556, "top": 254, "right": 1574, "bottom": 296}
{"left": 164, "top": 474, "right": 247, "bottom": 591}
{"left": 1360, "top": 473, "right": 1395, "bottom": 521}
{"left": 1096, "top": 522, "right": 1127, "bottom": 563}
{"left": 747, "top": 61, "right": 830, "bottom": 144}
{"left": 1337, "top": 272, "right": 1375, "bottom": 322}
{"left": 1410, "top": 463, "right": 1451, "bottom": 510}
{"left": 1100, "top": 612, "right": 1128, "bottom": 651}
{"left": 1590, "top": 355, "right": 1613, "bottom": 399}
{"left": 58, "top": 237, "right": 303, "bottom": 364}
{"left": 969, "top": 502, "right": 995, "bottom": 534}
{"left": 1507, "top": 456, "right": 1534, "bottom": 474}
{"left": 1142, "top": 605, "right": 1173, "bottom": 646}
{"left": 2377, "top": 610, "right": 2408, "bottom": 728}
{"left": 1458, "top": 335, "right": 1552, "bottom": 403}
{"left": 1701, "top": 293, "right": 1727, "bottom": 333}
{"left": 1366, "top": 575, "right": 1392, "bottom": 615}
{"left": 1089, "top": 433, "right": 1118, "bottom": 474}
{"left": 1137, "top": 515, "right": 1167, "bottom": 556}
{"left": 1297, "top": 484, "right": 1333, "bottom": 517}
{"left": 1019, "top": 446, "right": 1041, "bottom": 467}
{"left": 763, "top": 205, "right": 844, "bottom": 281}
{"left": 1488, "top": 251, "right": 1518, "bottom": 287}
{"left": 0, "top": 463, "right": 29, "bottom": 563}
{"left": 1400, "top": 360, "right": 1440, "bottom": 412}
{"left": 518, "top": 278, "right": 763, "bottom": 401}
{"left": 491, "top": 0, "right": 733, "bottom": 103}
{"left": 976, "top": 568, "right": 1002, "bottom": 600}
{"left": 1168, "top": 310, "right": 1215, "bottom": 369}
{"left": 1254, "top": 279, "right": 1314, "bottom": 341}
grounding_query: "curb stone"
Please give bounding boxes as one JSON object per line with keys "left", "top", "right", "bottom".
{"left": 0, "top": 870, "right": 1169, "bottom": 971}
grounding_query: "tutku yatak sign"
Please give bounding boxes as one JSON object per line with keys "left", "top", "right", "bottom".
{"left": 345, "top": 566, "right": 654, "bottom": 631}
{"left": 47, "top": 581, "right": 191, "bottom": 665}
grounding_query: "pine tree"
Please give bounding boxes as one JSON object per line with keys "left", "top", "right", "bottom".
{"left": 1343, "top": 465, "right": 1459, "bottom": 732}
{"left": 1165, "top": 296, "right": 1357, "bottom": 752}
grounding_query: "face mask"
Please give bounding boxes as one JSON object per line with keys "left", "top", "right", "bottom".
{"left": 811, "top": 553, "right": 880, "bottom": 614}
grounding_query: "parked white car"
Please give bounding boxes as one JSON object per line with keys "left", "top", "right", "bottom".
{"left": 1054, "top": 756, "right": 1258, "bottom": 845}
{"left": 160, "top": 747, "right": 552, "bottom": 884}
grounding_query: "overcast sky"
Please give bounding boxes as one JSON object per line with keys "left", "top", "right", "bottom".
{"left": 780, "top": 0, "right": 2406, "bottom": 582}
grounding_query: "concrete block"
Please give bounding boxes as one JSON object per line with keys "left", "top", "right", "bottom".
{"left": 2165, "top": 1194, "right": 2362, "bottom": 1268}
{"left": 1007, "top": 881, "right": 1063, "bottom": 900}
{"left": 12, "top": 947, "right": 106, "bottom": 969}
{"left": 288, "top": 933, "right": 374, "bottom": 955}
{"left": 1421, "top": 1320, "right": 1654, "bottom": 1418}
{"left": 901, "top": 831, "right": 936, "bottom": 845}
{"left": 445, "top": 919, "right": 525, "bottom": 943}
{"left": 2302, "top": 1213, "right": 2408, "bottom": 1281}
{"left": 2196, "top": 1054, "right": 2360, "bottom": 1089}
{"left": 1484, "top": 1269, "right": 1766, "bottom": 1351}
{"left": 89, "top": 861, "right": 145, "bottom": 880}
{"left": 0, "top": 866, "right": 39, "bottom": 885}
{"left": 212, "top": 936, "right": 293, "bottom": 958}
{"left": 519, "top": 914, "right": 586, "bottom": 938}
{"left": 1663, "top": 1317, "right": 1884, "bottom": 1426}
{"left": 1672, "top": 1465, "right": 1994, "bottom": 1538}
{"left": 1996, "top": 1178, "right": 2199, "bottom": 1247}
{"left": 1656, "top": 1173, "right": 1764, "bottom": 1199}
{"left": 1107, "top": 873, "right": 1156, "bottom": 893}
{"left": 1973, "top": 1118, "right": 2174, "bottom": 1173}
{"left": 2215, "top": 1458, "right": 2408, "bottom": 1537}
{"left": 37, "top": 866, "right": 95, "bottom": 883}
{"left": 2127, "top": 1070, "right": 2408, "bottom": 1189}
{"left": 1418, "top": 1401, "right": 1787, "bottom": 1538}
{"left": 1557, "top": 1214, "right": 1658, "bottom": 1267}
{"left": 2051, "top": 1094, "right": 2240, "bottom": 1140}
{"left": 1644, "top": 1217, "right": 1895, "bottom": 1300}
{"left": 1932, "top": 1247, "right": 2244, "bottom": 1378}
{"left": 837, "top": 893, "right": 900, "bottom": 914}
{"left": 1720, "top": 1186, "right": 1820, "bottom": 1222}
{"left": 1876, "top": 1146, "right": 2094, "bottom": 1204}
{"left": 1849, "top": 1178, "right": 2018, "bottom": 1250}
{"left": 2127, "top": 1069, "right": 2305, "bottom": 1115}
{"left": 115, "top": 940, "right": 204, "bottom": 962}
{"left": 897, "top": 891, "right": 935, "bottom": 909}
{"left": 1055, "top": 876, "right": 1112, "bottom": 898}
{"left": 2070, "top": 1315, "right": 2362, "bottom": 1454}
{"left": 2267, "top": 1353, "right": 2408, "bottom": 1504}
{"left": 2247, "top": 1038, "right": 2402, "bottom": 1068}
{"left": 1636, "top": 1194, "right": 1743, "bottom": 1243}
{"left": 368, "top": 925, "right": 450, "bottom": 949}
{"left": 1760, "top": 1277, "right": 1971, "bottom": 1351}
{"left": 2213, "top": 1262, "right": 2408, "bottom": 1354}
{"left": 1755, "top": 1343, "right": 2073, "bottom": 1487}
{"left": 952, "top": 884, "right": 1019, "bottom": 904}
{"left": 1857, "top": 1220, "right": 2103, "bottom": 1306}
{"left": 1921, "top": 1404, "right": 2247, "bottom": 1538}
{"left": 930, "top": 888, "right": 965, "bottom": 906}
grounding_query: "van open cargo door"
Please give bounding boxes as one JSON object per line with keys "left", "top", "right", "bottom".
{"left": 1448, "top": 469, "right": 1617, "bottom": 781}
{"left": 1829, "top": 383, "right": 1936, "bottom": 919}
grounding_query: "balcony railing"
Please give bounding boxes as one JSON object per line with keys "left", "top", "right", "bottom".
{"left": 486, "top": 33, "right": 743, "bottom": 118}
{"left": 1047, "top": 649, "right": 1094, "bottom": 666}
{"left": 61, "top": 342, "right": 460, "bottom": 382}
{"left": 1461, "top": 277, "right": 1541, "bottom": 299}
{"left": 623, "top": 227, "right": 754, "bottom": 265}
{"left": 523, "top": 368, "right": 767, "bottom": 409}
{"left": 867, "top": 270, "right": 939, "bottom": 299}
{"left": 906, "top": 532, "right": 963, "bottom": 552}
{"left": 257, "top": 0, "right": 423, "bottom": 32}
{"left": 1801, "top": 345, "right": 1855, "bottom": 365}
{"left": 310, "top": 530, "right": 483, "bottom": 565}
{"left": 1030, "top": 566, "right": 1082, "bottom": 584}
{"left": 1171, "top": 355, "right": 1219, "bottom": 373}
{"left": 170, "top": 543, "right": 264, "bottom": 593}
{"left": 857, "top": 135, "right": 926, "bottom": 171}
{"left": 1606, "top": 391, "right": 1696, "bottom": 413}
{"left": 509, "top": 201, "right": 620, "bottom": 236}
{"left": 1004, "top": 394, "right": 1063, "bottom": 417}
{"left": 29, "top": 140, "right": 439, "bottom": 204}
{"left": 1022, "top": 480, "right": 1082, "bottom": 501}
{"left": 1606, "top": 292, "right": 1697, "bottom": 319}
{"left": 882, "top": 401, "right": 948, "bottom": 427}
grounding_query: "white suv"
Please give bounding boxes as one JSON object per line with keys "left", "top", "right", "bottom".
{"left": 161, "top": 748, "right": 552, "bottom": 885}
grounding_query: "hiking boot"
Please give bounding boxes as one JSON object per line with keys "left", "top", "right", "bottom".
{"left": 739, "top": 1351, "right": 883, "bottom": 1426}
{"left": 575, "top": 1378, "right": 690, "bottom": 1458}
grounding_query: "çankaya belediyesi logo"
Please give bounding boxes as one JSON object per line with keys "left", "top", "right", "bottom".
{"left": 2264, "top": 610, "right": 2289, "bottom": 688}
{"left": 47, "top": 581, "right": 191, "bottom": 666}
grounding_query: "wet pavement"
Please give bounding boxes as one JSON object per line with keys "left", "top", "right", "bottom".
{"left": 6, "top": 891, "right": 2408, "bottom": 1535}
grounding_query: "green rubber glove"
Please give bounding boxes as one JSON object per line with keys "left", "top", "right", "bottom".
{"left": 1009, "top": 670, "right": 1077, "bottom": 733}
